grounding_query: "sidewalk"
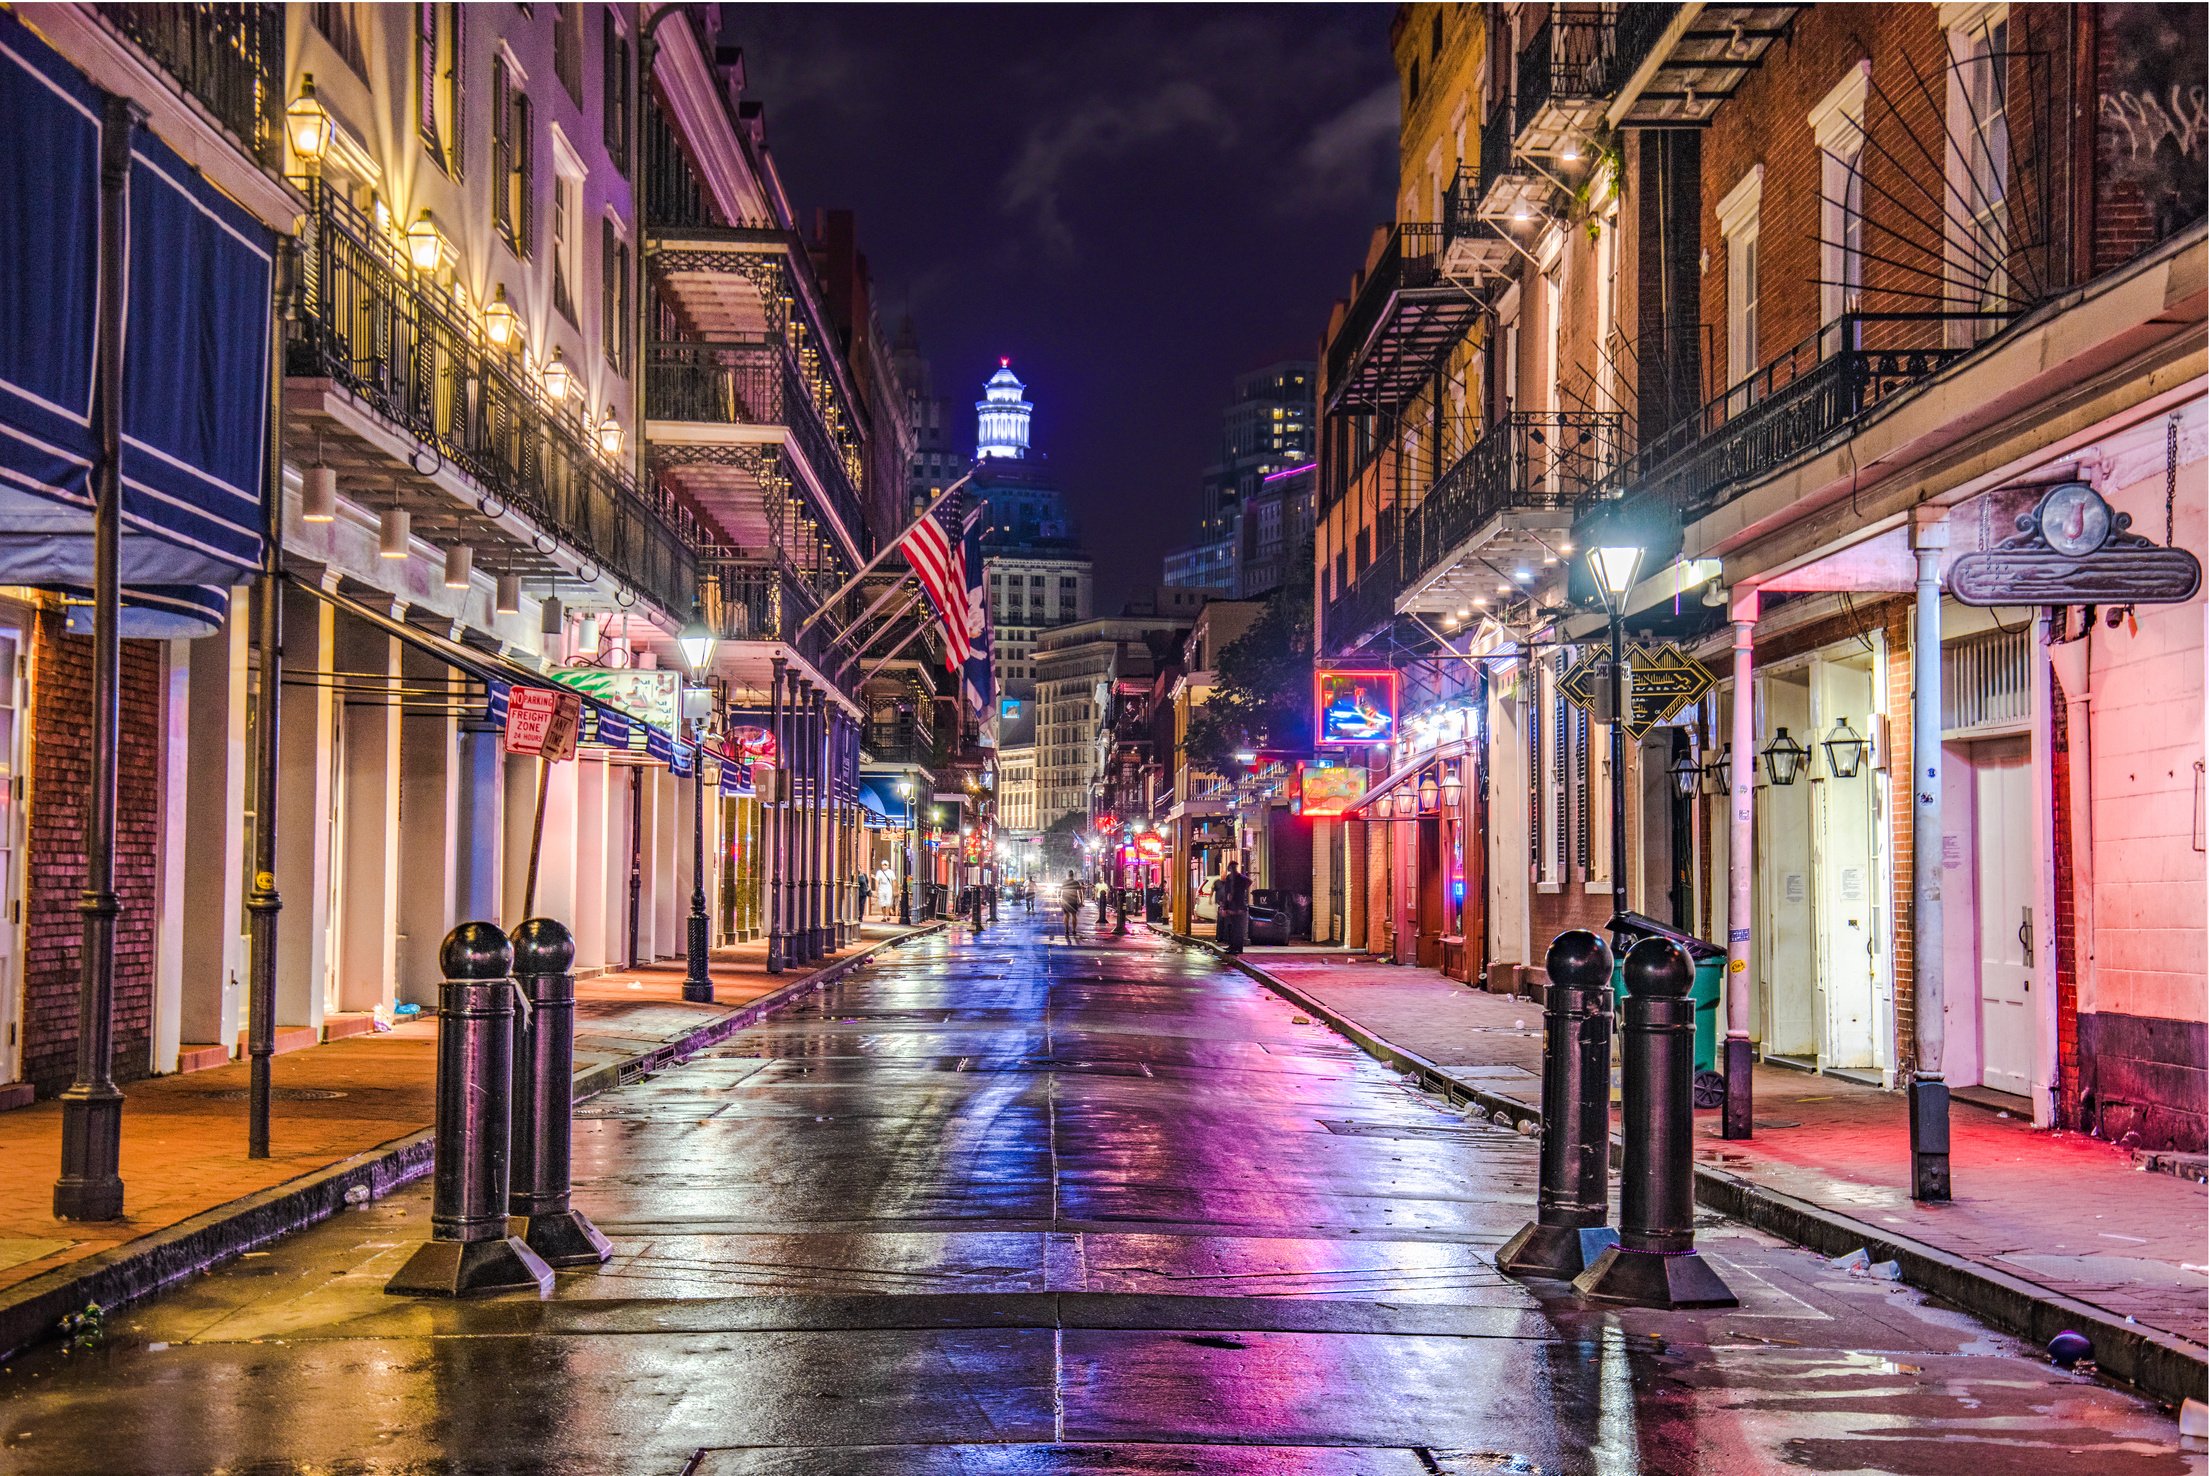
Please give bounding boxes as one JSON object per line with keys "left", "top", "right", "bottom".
{"left": 1172, "top": 933, "right": 2209, "bottom": 1409}
{"left": 0, "top": 922, "right": 932, "bottom": 1361}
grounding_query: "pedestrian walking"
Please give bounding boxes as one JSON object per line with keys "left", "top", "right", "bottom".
{"left": 1216, "top": 860, "right": 1251, "bottom": 955}
{"left": 1059, "top": 871, "right": 1084, "bottom": 945}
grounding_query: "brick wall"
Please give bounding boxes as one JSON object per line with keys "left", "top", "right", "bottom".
{"left": 22, "top": 608, "right": 165, "bottom": 1095}
{"left": 2050, "top": 670, "right": 2080, "bottom": 1125}
{"left": 2090, "top": 5, "right": 2209, "bottom": 273}
{"left": 1699, "top": 6, "right": 2077, "bottom": 394}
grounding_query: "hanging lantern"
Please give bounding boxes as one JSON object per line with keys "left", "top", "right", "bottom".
{"left": 483, "top": 285, "right": 516, "bottom": 347}
{"left": 301, "top": 464, "right": 337, "bottom": 522}
{"left": 1417, "top": 774, "right": 1439, "bottom": 813}
{"left": 406, "top": 209, "right": 445, "bottom": 273}
{"left": 1668, "top": 742, "right": 1703, "bottom": 797}
{"left": 495, "top": 573, "right": 522, "bottom": 615}
{"left": 1440, "top": 763, "right": 1464, "bottom": 810}
{"left": 284, "top": 74, "right": 332, "bottom": 168}
{"left": 442, "top": 543, "right": 473, "bottom": 589}
{"left": 379, "top": 508, "right": 410, "bottom": 559}
{"left": 541, "top": 348, "right": 571, "bottom": 403}
{"left": 1822, "top": 717, "right": 1870, "bottom": 779}
{"left": 1761, "top": 727, "right": 1811, "bottom": 787}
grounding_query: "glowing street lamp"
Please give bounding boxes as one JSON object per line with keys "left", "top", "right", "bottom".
{"left": 285, "top": 74, "right": 332, "bottom": 169}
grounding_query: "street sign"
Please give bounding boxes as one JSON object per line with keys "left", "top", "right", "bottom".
{"left": 1560, "top": 642, "right": 1714, "bottom": 739}
{"left": 1949, "top": 481, "right": 2202, "bottom": 606}
{"left": 504, "top": 687, "right": 582, "bottom": 760}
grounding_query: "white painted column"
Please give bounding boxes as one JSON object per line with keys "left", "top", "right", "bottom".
{"left": 653, "top": 769, "right": 679, "bottom": 958}
{"left": 1908, "top": 512, "right": 1952, "bottom": 1199}
{"left": 453, "top": 715, "right": 504, "bottom": 924}
{"left": 274, "top": 584, "right": 334, "bottom": 1032}
{"left": 574, "top": 758, "right": 608, "bottom": 972}
{"left": 397, "top": 647, "right": 459, "bottom": 1008}
{"left": 176, "top": 606, "right": 246, "bottom": 1055}
{"left": 333, "top": 614, "right": 400, "bottom": 1015}
{"left": 668, "top": 767, "right": 693, "bottom": 958}
{"left": 500, "top": 751, "right": 537, "bottom": 927}
{"left": 1723, "top": 588, "right": 1759, "bottom": 1139}
{"left": 150, "top": 640, "right": 189, "bottom": 1074}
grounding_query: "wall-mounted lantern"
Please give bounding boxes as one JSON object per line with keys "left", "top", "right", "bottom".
{"left": 1822, "top": 717, "right": 1870, "bottom": 779}
{"left": 1761, "top": 727, "right": 1811, "bottom": 787}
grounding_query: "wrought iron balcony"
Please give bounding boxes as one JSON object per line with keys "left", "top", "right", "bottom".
{"left": 1513, "top": 11, "right": 1617, "bottom": 154}
{"left": 863, "top": 721, "right": 944, "bottom": 770}
{"left": 1412, "top": 412, "right": 1623, "bottom": 575}
{"left": 288, "top": 186, "right": 700, "bottom": 617}
{"left": 1595, "top": 313, "right": 1995, "bottom": 521}
{"left": 1474, "top": 105, "right": 1524, "bottom": 212}
{"left": 645, "top": 339, "right": 869, "bottom": 547}
{"left": 1322, "top": 551, "right": 1408, "bottom": 658}
{"left": 97, "top": 3, "right": 283, "bottom": 166}
{"left": 702, "top": 557, "right": 851, "bottom": 693}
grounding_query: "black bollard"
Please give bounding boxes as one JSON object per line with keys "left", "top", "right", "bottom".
{"left": 508, "top": 918, "right": 614, "bottom": 1268}
{"left": 386, "top": 923, "right": 554, "bottom": 1298}
{"left": 1497, "top": 929, "right": 1620, "bottom": 1279}
{"left": 1574, "top": 937, "right": 1737, "bottom": 1309}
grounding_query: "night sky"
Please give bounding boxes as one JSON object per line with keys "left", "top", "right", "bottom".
{"left": 730, "top": 4, "right": 1401, "bottom": 604}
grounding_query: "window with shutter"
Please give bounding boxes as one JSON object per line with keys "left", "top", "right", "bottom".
{"left": 553, "top": 5, "right": 584, "bottom": 106}
{"left": 490, "top": 59, "right": 513, "bottom": 240}
{"left": 417, "top": 3, "right": 439, "bottom": 155}
{"left": 602, "top": 14, "right": 630, "bottom": 166}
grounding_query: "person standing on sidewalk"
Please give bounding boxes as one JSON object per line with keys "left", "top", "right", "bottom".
{"left": 1217, "top": 860, "right": 1251, "bottom": 955}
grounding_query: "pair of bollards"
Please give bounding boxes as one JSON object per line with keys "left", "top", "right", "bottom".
{"left": 1498, "top": 928, "right": 1736, "bottom": 1309}
{"left": 385, "top": 919, "right": 614, "bottom": 1298}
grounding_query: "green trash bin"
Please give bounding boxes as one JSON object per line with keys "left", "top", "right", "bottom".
{"left": 1607, "top": 912, "right": 1728, "bottom": 1100}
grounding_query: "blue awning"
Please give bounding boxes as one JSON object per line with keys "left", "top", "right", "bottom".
{"left": 0, "top": 10, "right": 272, "bottom": 631}
{"left": 858, "top": 776, "right": 909, "bottom": 826}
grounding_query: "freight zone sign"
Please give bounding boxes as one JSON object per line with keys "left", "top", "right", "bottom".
{"left": 505, "top": 688, "right": 582, "bottom": 759}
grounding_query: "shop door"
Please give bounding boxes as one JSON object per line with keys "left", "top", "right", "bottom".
{"left": 1973, "top": 739, "right": 2034, "bottom": 1095}
{"left": 1758, "top": 675, "right": 1817, "bottom": 1059}
{"left": 1415, "top": 818, "right": 1443, "bottom": 968}
{"left": 0, "top": 622, "right": 20, "bottom": 1086}
{"left": 1813, "top": 660, "right": 1879, "bottom": 1069}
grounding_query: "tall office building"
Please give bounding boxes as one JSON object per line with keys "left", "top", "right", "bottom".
{"left": 1165, "top": 361, "right": 1316, "bottom": 597}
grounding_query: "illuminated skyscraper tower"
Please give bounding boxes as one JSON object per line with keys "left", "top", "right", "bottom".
{"left": 976, "top": 361, "right": 1033, "bottom": 459}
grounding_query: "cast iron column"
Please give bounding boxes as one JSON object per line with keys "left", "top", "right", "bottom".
{"left": 54, "top": 95, "right": 142, "bottom": 1220}
{"left": 1607, "top": 610, "right": 1629, "bottom": 921}
{"left": 1723, "top": 594, "right": 1758, "bottom": 1140}
{"left": 682, "top": 716, "right": 713, "bottom": 1002}
{"left": 813, "top": 688, "right": 830, "bottom": 957}
{"left": 898, "top": 790, "right": 913, "bottom": 924}
{"left": 766, "top": 658, "right": 787, "bottom": 974}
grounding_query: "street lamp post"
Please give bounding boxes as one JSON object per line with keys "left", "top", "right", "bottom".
{"left": 1588, "top": 539, "right": 1644, "bottom": 923}
{"left": 678, "top": 613, "right": 718, "bottom": 1003}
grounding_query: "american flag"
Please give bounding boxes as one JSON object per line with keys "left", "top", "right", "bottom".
{"left": 897, "top": 505, "right": 972, "bottom": 665}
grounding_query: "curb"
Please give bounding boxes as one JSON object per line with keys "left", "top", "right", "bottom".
{"left": 1157, "top": 925, "right": 2209, "bottom": 1410}
{"left": 0, "top": 924, "right": 940, "bottom": 1365}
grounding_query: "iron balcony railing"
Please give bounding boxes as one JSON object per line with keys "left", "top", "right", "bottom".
{"left": 1514, "top": 11, "right": 1615, "bottom": 138}
{"left": 703, "top": 558, "right": 853, "bottom": 695}
{"left": 645, "top": 339, "right": 870, "bottom": 550}
{"left": 863, "top": 722, "right": 944, "bottom": 770}
{"left": 1413, "top": 412, "right": 1624, "bottom": 574}
{"left": 290, "top": 186, "right": 700, "bottom": 616}
{"left": 642, "top": 94, "right": 728, "bottom": 232}
{"left": 1323, "top": 223, "right": 1446, "bottom": 399}
{"left": 1596, "top": 313, "right": 2000, "bottom": 519}
{"left": 1475, "top": 105, "right": 1520, "bottom": 207}
{"left": 1611, "top": 3, "right": 1681, "bottom": 86}
{"left": 98, "top": 4, "right": 283, "bottom": 166}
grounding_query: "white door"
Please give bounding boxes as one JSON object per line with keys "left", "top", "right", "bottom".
{"left": 1813, "top": 660, "right": 1879, "bottom": 1069}
{"left": 0, "top": 622, "right": 21, "bottom": 1086}
{"left": 1758, "top": 675, "right": 1818, "bottom": 1059}
{"left": 1973, "top": 740, "right": 2034, "bottom": 1095}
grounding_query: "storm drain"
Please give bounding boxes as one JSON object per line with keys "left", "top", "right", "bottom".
{"left": 685, "top": 1445, "right": 1446, "bottom": 1475}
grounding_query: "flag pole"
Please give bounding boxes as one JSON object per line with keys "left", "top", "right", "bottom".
{"left": 791, "top": 465, "right": 978, "bottom": 638}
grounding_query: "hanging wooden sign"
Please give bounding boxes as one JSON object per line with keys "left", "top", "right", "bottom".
{"left": 1559, "top": 642, "right": 1714, "bottom": 738}
{"left": 1950, "top": 482, "right": 2201, "bottom": 606}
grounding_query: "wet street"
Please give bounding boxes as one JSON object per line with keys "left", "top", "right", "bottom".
{"left": 0, "top": 919, "right": 2194, "bottom": 1474}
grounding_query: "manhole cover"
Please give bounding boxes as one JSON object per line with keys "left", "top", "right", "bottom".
{"left": 1753, "top": 1118, "right": 1800, "bottom": 1129}
{"left": 204, "top": 1087, "right": 349, "bottom": 1102}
